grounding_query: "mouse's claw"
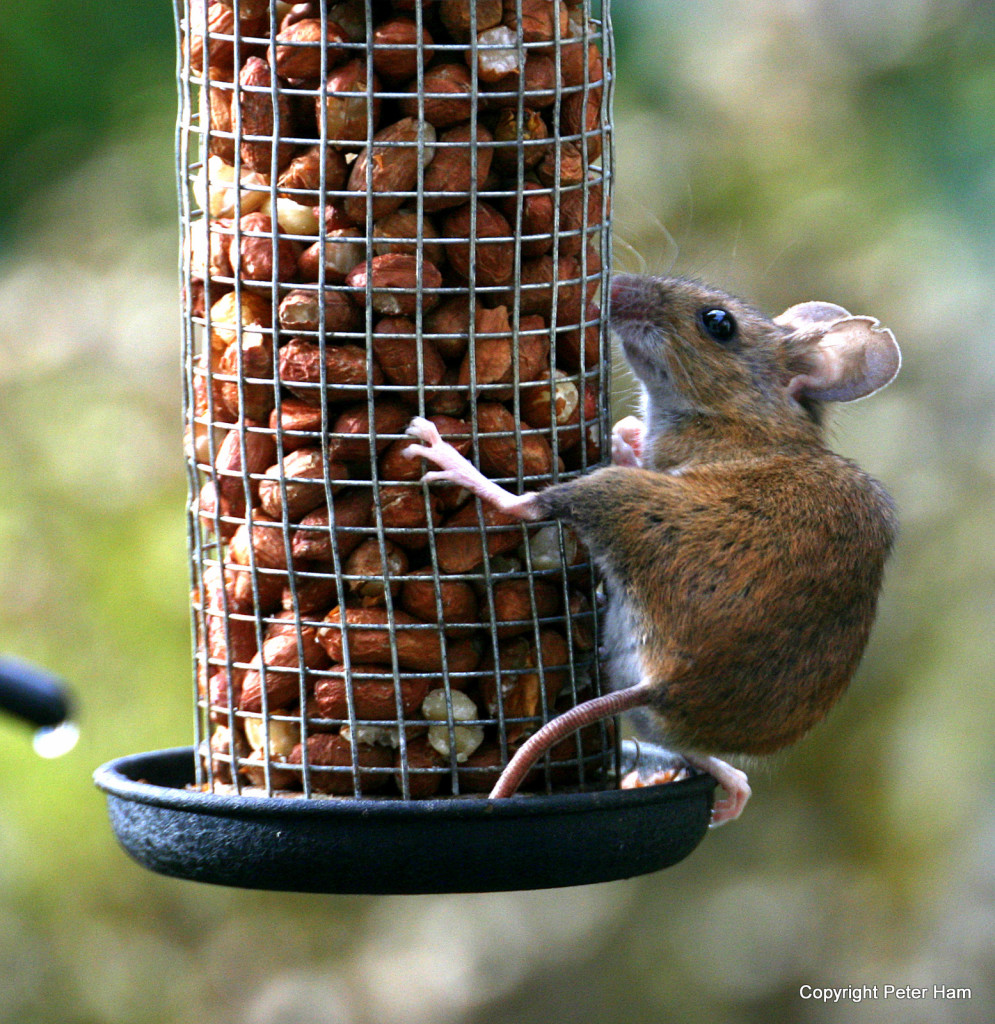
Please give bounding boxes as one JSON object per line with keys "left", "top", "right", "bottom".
{"left": 403, "top": 417, "right": 475, "bottom": 489}
{"left": 404, "top": 416, "right": 442, "bottom": 448}
{"left": 403, "top": 417, "right": 463, "bottom": 476}
{"left": 683, "top": 754, "right": 751, "bottom": 827}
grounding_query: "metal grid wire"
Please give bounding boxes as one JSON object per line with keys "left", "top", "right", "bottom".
{"left": 175, "top": 0, "right": 615, "bottom": 799}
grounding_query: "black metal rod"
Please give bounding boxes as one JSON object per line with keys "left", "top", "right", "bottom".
{"left": 0, "top": 657, "right": 73, "bottom": 729}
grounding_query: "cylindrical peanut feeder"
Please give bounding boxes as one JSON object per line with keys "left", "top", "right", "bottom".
{"left": 95, "top": 0, "right": 716, "bottom": 893}
{"left": 183, "top": 0, "right": 614, "bottom": 800}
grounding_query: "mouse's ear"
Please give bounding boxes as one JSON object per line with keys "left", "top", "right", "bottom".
{"left": 774, "top": 302, "right": 901, "bottom": 403}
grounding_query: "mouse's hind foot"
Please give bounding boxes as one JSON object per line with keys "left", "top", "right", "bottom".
{"left": 682, "top": 753, "right": 751, "bottom": 827}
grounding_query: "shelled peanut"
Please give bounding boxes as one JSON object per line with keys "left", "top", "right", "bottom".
{"left": 184, "top": 0, "right": 611, "bottom": 796}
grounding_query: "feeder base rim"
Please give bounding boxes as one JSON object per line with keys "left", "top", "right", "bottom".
{"left": 94, "top": 745, "right": 715, "bottom": 893}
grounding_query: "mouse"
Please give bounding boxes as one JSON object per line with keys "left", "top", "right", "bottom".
{"left": 403, "top": 273, "right": 901, "bottom": 825}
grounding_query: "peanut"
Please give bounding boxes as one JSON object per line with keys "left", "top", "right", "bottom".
{"left": 371, "top": 17, "right": 434, "bottom": 82}
{"left": 439, "top": 0, "right": 503, "bottom": 40}
{"left": 239, "top": 627, "right": 329, "bottom": 713}
{"left": 400, "top": 63, "right": 474, "bottom": 128}
{"left": 289, "top": 732, "right": 392, "bottom": 794}
{"left": 326, "top": 400, "right": 410, "bottom": 462}
{"left": 229, "top": 212, "right": 300, "bottom": 282}
{"left": 290, "top": 489, "right": 374, "bottom": 563}
{"left": 442, "top": 201, "right": 515, "bottom": 287}
{"left": 276, "top": 145, "right": 349, "bottom": 202}
{"left": 345, "top": 254, "right": 442, "bottom": 316}
{"left": 492, "top": 577, "right": 561, "bottom": 637}
{"left": 317, "top": 58, "right": 382, "bottom": 147}
{"left": 420, "top": 124, "right": 493, "bottom": 212}
{"left": 344, "top": 117, "right": 437, "bottom": 224}
{"left": 278, "top": 336, "right": 383, "bottom": 404}
{"left": 215, "top": 331, "right": 274, "bottom": 422}
{"left": 377, "top": 484, "right": 443, "bottom": 549}
{"left": 475, "top": 402, "right": 554, "bottom": 479}
{"left": 236, "top": 57, "right": 295, "bottom": 173}
{"left": 399, "top": 566, "right": 480, "bottom": 635}
{"left": 270, "top": 18, "right": 347, "bottom": 82}
{"left": 434, "top": 501, "right": 523, "bottom": 573}
{"left": 317, "top": 606, "right": 480, "bottom": 673}
{"left": 257, "top": 447, "right": 347, "bottom": 520}
{"left": 371, "top": 317, "right": 446, "bottom": 393}
{"left": 313, "top": 665, "right": 429, "bottom": 719}
{"left": 343, "top": 538, "right": 410, "bottom": 606}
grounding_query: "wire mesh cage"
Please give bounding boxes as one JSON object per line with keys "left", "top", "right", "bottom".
{"left": 177, "top": 0, "right": 616, "bottom": 802}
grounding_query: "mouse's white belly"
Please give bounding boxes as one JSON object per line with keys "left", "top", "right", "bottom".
{"left": 600, "top": 587, "right": 676, "bottom": 747}
{"left": 600, "top": 589, "right": 646, "bottom": 693}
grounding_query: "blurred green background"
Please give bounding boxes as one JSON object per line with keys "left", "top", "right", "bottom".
{"left": 1, "top": 2, "right": 993, "bottom": 1022}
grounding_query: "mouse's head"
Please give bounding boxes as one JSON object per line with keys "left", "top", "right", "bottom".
{"left": 609, "top": 274, "right": 900, "bottom": 437}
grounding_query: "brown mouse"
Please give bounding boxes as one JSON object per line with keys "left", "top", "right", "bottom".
{"left": 404, "top": 274, "right": 901, "bottom": 825}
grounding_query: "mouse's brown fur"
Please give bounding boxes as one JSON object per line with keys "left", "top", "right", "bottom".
{"left": 532, "top": 446, "right": 896, "bottom": 755}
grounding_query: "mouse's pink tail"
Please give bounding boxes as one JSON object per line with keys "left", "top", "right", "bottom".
{"left": 488, "top": 682, "right": 655, "bottom": 799}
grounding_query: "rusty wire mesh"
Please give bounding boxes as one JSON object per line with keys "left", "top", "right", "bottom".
{"left": 176, "top": 0, "right": 615, "bottom": 799}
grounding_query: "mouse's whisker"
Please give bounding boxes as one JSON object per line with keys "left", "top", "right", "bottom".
{"left": 667, "top": 341, "right": 705, "bottom": 407}
{"left": 644, "top": 212, "right": 680, "bottom": 274}
{"left": 613, "top": 235, "right": 648, "bottom": 275}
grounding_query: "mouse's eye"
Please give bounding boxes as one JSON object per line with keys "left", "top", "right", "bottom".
{"left": 699, "top": 307, "right": 737, "bottom": 344}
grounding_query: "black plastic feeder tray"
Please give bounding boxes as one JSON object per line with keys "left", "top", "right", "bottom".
{"left": 94, "top": 742, "right": 715, "bottom": 894}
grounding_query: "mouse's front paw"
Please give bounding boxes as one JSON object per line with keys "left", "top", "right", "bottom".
{"left": 612, "top": 415, "right": 644, "bottom": 467}
{"left": 403, "top": 418, "right": 482, "bottom": 492}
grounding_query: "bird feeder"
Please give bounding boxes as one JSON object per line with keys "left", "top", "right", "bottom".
{"left": 95, "top": 0, "right": 715, "bottom": 894}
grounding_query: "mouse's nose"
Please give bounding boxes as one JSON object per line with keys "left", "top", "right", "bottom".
{"left": 608, "top": 273, "right": 636, "bottom": 304}
{"left": 608, "top": 274, "right": 657, "bottom": 322}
